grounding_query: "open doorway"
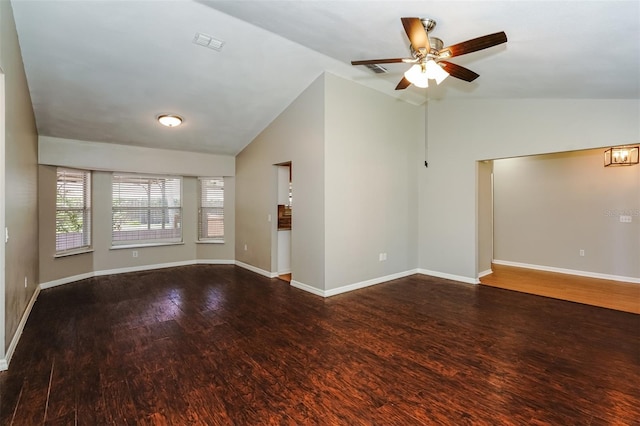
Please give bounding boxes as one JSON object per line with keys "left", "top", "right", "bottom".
{"left": 275, "top": 162, "right": 292, "bottom": 282}
{"left": 477, "top": 149, "right": 640, "bottom": 311}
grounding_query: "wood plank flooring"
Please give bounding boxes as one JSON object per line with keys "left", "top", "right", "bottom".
{"left": 1, "top": 265, "right": 638, "bottom": 424}
{"left": 481, "top": 263, "right": 640, "bottom": 314}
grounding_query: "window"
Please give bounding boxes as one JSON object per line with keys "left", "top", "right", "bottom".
{"left": 56, "top": 168, "right": 91, "bottom": 253}
{"left": 198, "top": 177, "right": 224, "bottom": 241}
{"left": 112, "top": 174, "right": 182, "bottom": 245}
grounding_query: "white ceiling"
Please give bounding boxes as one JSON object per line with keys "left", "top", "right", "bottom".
{"left": 11, "top": 0, "right": 640, "bottom": 156}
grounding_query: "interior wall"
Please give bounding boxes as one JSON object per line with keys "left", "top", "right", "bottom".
{"left": 420, "top": 99, "right": 640, "bottom": 282}
{"left": 235, "top": 74, "right": 325, "bottom": 290}
{"left": 476, "top": 160, "right": 493, "bottom": 276}
{"left": 0, "top": 66, "right": 5, "bottom": 364}
{"left": 39, "top": 136, "right": 235, "bottom": 177}
{"left": 323, "top": 73, "right": 423, "bottom": 290}
{"left": 1, "top": 0, "right": 39, "bottom": 360}
{"left": 38, "top": 140, "right": 235, "bottom": 285}
{"left": 91, "top": 172, "right": 196, "bottom": 273}
{"left": 493, "top": 149, "right": 639, "bottom": 279}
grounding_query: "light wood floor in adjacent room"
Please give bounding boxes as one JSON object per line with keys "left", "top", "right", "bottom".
{"left": 480, "top": 263, "right": 640, "bottom": 314}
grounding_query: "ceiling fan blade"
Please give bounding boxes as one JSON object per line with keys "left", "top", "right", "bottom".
{"left": 395, "top": 77, "right": 411, "bottom": 90}
{"left": 439, "top": 61, "right": 480, "bottom": 82}
{"left": 438, "top": 31, "right": 507, "bottom": 59}
{"left": 351, "top": 58, "right": 408, "bottom": 65}
{"left": 401, "top": 17, "right": 429, "bottom": 52}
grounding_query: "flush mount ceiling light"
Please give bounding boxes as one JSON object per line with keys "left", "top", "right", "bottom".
{"left": 604, "top": 146, "right": 639, "bottom": 166}
{"left": 157, "top": 114, "right": 183, "bottom": 127}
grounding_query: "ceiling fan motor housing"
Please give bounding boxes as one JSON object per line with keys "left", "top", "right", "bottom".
{"left": 410, "top": 37, "right": 443, "bottom": 58}
{"left": 420, "top": 18, "right": 437, "bottom": 33}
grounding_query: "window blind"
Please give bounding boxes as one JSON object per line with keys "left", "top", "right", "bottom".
{"left": 56, "top": 168, "right": 91, "bottom": 253}
{"left": 112, "top": 174, "right": 182, "bottom": 245}
{"left": 198, "top": 177, "right": 224, "bottom": 241}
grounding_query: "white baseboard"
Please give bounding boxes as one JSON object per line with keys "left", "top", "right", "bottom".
{"left": 324, "top": 269, "right": 419, "bottom": 297}
{"left": 418, "top": 269, "right": 479, "bottom": 285}
{"left": 39, "top": 259, "right": 238, "bottom": 289}
{"left": 40, "top": 271, "right": 96, "bottom": 290}
{"left": 94, "top": 260, "right": 197, "bottom": 278}
{"left": 0, "top": 285, "right": 41, "bottom": 371}
{"left": 290, "top": 280, "right": 325, "bottom": 297}
{"left": 478, "top": 268, "right": 493, "bottom": 279}
{"left": 197, "top": 259, "right": 235, "bottom": 265}
{"left": 290, "top": 269, "right": 419, "bottom": 298}
{"left": 493, "top": 259, "right": 640, "bottom": 284}
{"left": 234, "top": 261, "right": 278, "bottom": 278}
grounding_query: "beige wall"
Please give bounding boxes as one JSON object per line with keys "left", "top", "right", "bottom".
{"left": 419, "top": 99, "right": 640, "bottom": 282}
{"left": 477, "top": 160, "right": 493, "bottom": 275}
{"left": 236, "top": 73, "right": 424, "bottom": 293}
{"left": 324, "top": 73, "right": 423, "bottom": 290}
{"left": 235, "top": 74, "right": 325, "bottom": 290}
{"left": 39, "top": 136, "right": 234, "bottom": 177}
{"left": 38, "top": 142, "right": 235, "bottom": 285}
{"left": 493, "top": 149, "right": 639, "bottom": 279}
{"left": 1, "top": 0, "right": 39, "bottom": 358}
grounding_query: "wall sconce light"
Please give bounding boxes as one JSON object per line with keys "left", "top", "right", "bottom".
{"left": 604, "top": 146, "right": 639, "bottom": 166}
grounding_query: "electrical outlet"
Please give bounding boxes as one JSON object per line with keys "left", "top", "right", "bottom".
{"left": 379, "top": 253, "right": 387, "bottom": 261}
{"left": 620, "top": 215, "right": 632, "bottom": 223}
{"left": 24, "top": 276, "right": 27, "bottom": 288}
{"left": 579, "top": 249, "right": 585, "bottom": 257}
{"left": 244, "top": 244, "right": 248, "bottom": 251}
{"left": 132, "top": 250, "right": 138, "bottom": 258}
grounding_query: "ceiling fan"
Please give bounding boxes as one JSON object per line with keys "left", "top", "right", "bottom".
{"left": 351, "top": 17, "right": 507, "bottom": 90}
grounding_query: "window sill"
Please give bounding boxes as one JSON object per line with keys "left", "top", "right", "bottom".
{"left": 110, "top": 242, "right": 185, "bottom": 250}
{"left": 196, "top": 240, "right": 225, "bottom": 245}
{"left": 55, "top": 248, "right": 94, "bottom": 258}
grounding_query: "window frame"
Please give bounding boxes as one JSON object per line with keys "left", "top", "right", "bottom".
{"left": 111, "top": 173, "right": 183, "bottom": 247}
{"left": 198, "top": 177, "right": 224, "bottom": 243}
{"left": 55, "top": 167, "right": 92, "bottom": 255}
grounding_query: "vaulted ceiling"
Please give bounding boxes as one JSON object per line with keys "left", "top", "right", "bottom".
{"left": 11, "top": 0, "right": 640, "bottom": 155}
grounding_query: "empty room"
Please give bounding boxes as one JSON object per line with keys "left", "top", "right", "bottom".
{"left": 0, "top": 0, "right": 638, "bottom": 424}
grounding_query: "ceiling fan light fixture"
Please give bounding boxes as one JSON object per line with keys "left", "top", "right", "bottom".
{"left": 426, "top": 60, "right": 449, "bottom": 84}
{"left": 157, "top": 114, "right": 183, "bottom": 127}
{"left": 404, "top": 64, "right": 429, "bottom": 88}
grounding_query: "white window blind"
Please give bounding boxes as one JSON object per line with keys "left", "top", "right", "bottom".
{"left": 56, "top": 168, "right": 91, "bottom": 253}
{"left": 198, "top": 177, "right": 224, "bottom": 241}
{"left": 112, "top": 174, "right": 182, "bottom": 245}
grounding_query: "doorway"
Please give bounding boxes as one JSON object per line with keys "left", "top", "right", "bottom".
{"left": 275, "top": 163, "right": 292, "bottom": 282}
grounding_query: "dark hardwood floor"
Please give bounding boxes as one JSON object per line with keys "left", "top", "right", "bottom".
{"left": 1, "top": 265, "right": 638, "bottom": 425}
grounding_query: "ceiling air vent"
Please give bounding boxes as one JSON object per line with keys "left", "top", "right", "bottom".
{"left": 365, "top": 64, "right": 388, "bottom": 74}
{"left": 193, "top": 32, "right": 225, "bottom": 51}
